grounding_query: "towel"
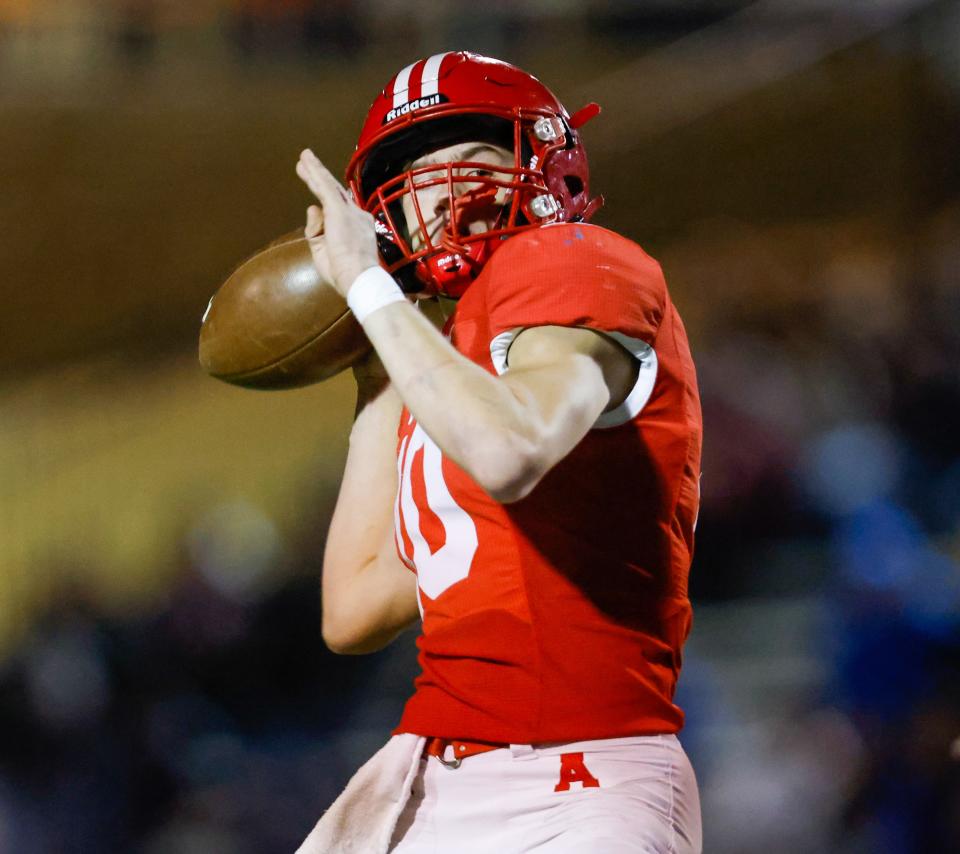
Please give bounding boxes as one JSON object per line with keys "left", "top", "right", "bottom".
{"left": 296, "top": 734, "right": 426, "bottom": 854}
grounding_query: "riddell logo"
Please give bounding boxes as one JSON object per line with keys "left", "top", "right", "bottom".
{"left": 385, "top": 94, "right": 446, "bottom": 123}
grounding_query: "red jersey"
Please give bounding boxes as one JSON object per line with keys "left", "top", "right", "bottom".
{"left": 392, "top": 223, "right": 702, "bottom": 744}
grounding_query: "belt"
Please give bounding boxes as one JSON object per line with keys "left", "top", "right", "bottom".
{"left": 424, "top": 737, "right": 505, "bottom": 769}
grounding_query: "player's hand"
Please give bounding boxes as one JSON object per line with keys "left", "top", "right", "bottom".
{"left": 296, "top": 148, "right": 380, "bottom": 299}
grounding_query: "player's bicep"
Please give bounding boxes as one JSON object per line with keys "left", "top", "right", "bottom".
{"left": 490, "top": 326, "right": 635, "bottom": 492}
{"left": 506, "top": 325, "right": 640, "bottom": 414}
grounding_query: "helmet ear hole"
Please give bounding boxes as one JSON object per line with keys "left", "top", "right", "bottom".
{"left": 563, "top": 175, "right": 584, "bottom": 197}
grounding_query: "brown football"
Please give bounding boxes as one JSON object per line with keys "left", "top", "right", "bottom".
{"left": 199, "top": 229, "right": 371, "bottom": 389}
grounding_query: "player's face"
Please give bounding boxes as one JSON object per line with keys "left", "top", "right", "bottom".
{"left": 401, "top": 141, "right": 514, "bottom": 252}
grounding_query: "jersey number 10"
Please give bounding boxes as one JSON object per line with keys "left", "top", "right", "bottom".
{"left": 394, "top": 421, "right": 479, "bottom": 601}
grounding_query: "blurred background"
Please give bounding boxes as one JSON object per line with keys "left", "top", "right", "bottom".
{"left": 2, "top": 0, "right": 959, "bottom": 851}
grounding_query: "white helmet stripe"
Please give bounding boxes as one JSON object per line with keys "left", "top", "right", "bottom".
{"left": 392, "top": 60, "right": 420, "bottom": 108}
{"left": 419, "top": 52, "right": 450, "bottom": 98}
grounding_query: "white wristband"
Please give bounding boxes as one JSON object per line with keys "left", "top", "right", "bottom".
{"left": 346, "top": 266, "right": 406, "bottom": 324}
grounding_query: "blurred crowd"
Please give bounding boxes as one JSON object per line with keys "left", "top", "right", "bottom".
{"left": 0, "top": 0, "right": 748, "bottom": 69}
{"left": 0, "top": 0, "right": 530, "bottom": 61}
{"left": 672, "top": 205, "right": 960, "bottom": 852}
{"left": 0, "top": 533, "right": 415, "bottom": 853}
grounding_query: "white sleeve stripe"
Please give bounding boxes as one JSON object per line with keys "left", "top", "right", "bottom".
{"left": 488, "top": 327, "right": 658, "bottom": 429}
{"left": 419, "top": 52, "right": 449, "bottom": 98}
{"left": 489, "top": 327, "right": 523, "bottom": 375}
{"left": 392, "top": 61, "right": 419, "bottom": 108}
{"left": 593, "top": 331, "right": 658, "bottom": 429}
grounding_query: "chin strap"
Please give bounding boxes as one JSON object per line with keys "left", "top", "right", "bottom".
{"left": 415, "top": 236, "right": 495, "bottom": 298}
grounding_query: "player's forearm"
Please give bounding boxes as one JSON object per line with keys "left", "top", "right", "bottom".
{"left": 321, "top": 381, "right": 402, "bottom": 631}
{"left": 361, "top": 302, "right": 557, "bottom": 499}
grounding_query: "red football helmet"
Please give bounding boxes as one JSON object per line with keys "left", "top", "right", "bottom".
{"left": 345, "top": 51, "right": 602, "bottom": 297}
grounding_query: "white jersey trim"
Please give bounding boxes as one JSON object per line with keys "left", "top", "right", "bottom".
{"left": 593, "top": 331, "right": 658, "bottom": 429}
{"left": 489, "top": 327, "right": 523, "bottom": 375}
{"left": 488, "top": 327, "right": 658, "bottom": 429}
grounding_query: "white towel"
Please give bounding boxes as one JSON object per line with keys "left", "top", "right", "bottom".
{"left": 296, "top": 734, "right": 426, "bottom": 854}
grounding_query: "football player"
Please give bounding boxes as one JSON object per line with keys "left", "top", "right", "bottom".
{"left": 295, "top": 52, "right": 703, "bottom": 853}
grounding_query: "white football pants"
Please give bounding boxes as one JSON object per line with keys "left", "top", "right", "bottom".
{"left": 388, "top": 734, "right": 702, "bottom": 853}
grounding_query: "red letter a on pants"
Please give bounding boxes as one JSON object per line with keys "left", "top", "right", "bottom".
{"left": 554, "top": 752, "right": 600, "bottom": 792}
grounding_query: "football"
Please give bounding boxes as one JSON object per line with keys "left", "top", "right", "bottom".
{"left": 199, "top": 229, "right": 371, "bottom": 389}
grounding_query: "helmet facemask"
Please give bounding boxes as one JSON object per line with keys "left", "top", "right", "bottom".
{"left": 354, "top": 114, "right": 572, "bottom": 298}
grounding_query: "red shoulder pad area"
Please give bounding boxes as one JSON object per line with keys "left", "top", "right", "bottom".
{"left": 481, "top": 223, "right": 667, "bottom": 344}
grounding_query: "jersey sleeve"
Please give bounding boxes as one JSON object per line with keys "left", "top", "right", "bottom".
{"left": 483, "top": 223, "right": 666, "bottom": 342}
{"left": 482, "top": 223, "right": 667, "bottom": 428}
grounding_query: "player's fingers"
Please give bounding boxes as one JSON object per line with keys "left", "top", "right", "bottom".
{"left": 296, "top": 156, "right": 332, "bottom": 203}
{"left": 305, "top": 204, "right": 324, "bottom": 238}
{"left": 298, "top": 149, "right": 338, "bottom": 194}
{"left": 300, "top": 148, "right": 338, "bottom": 184}
{"left": 299, "top": 149, "right": 353, "bottom": 204}
{"left": 298, "top": 162, "right": 348, "bottom": 212}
